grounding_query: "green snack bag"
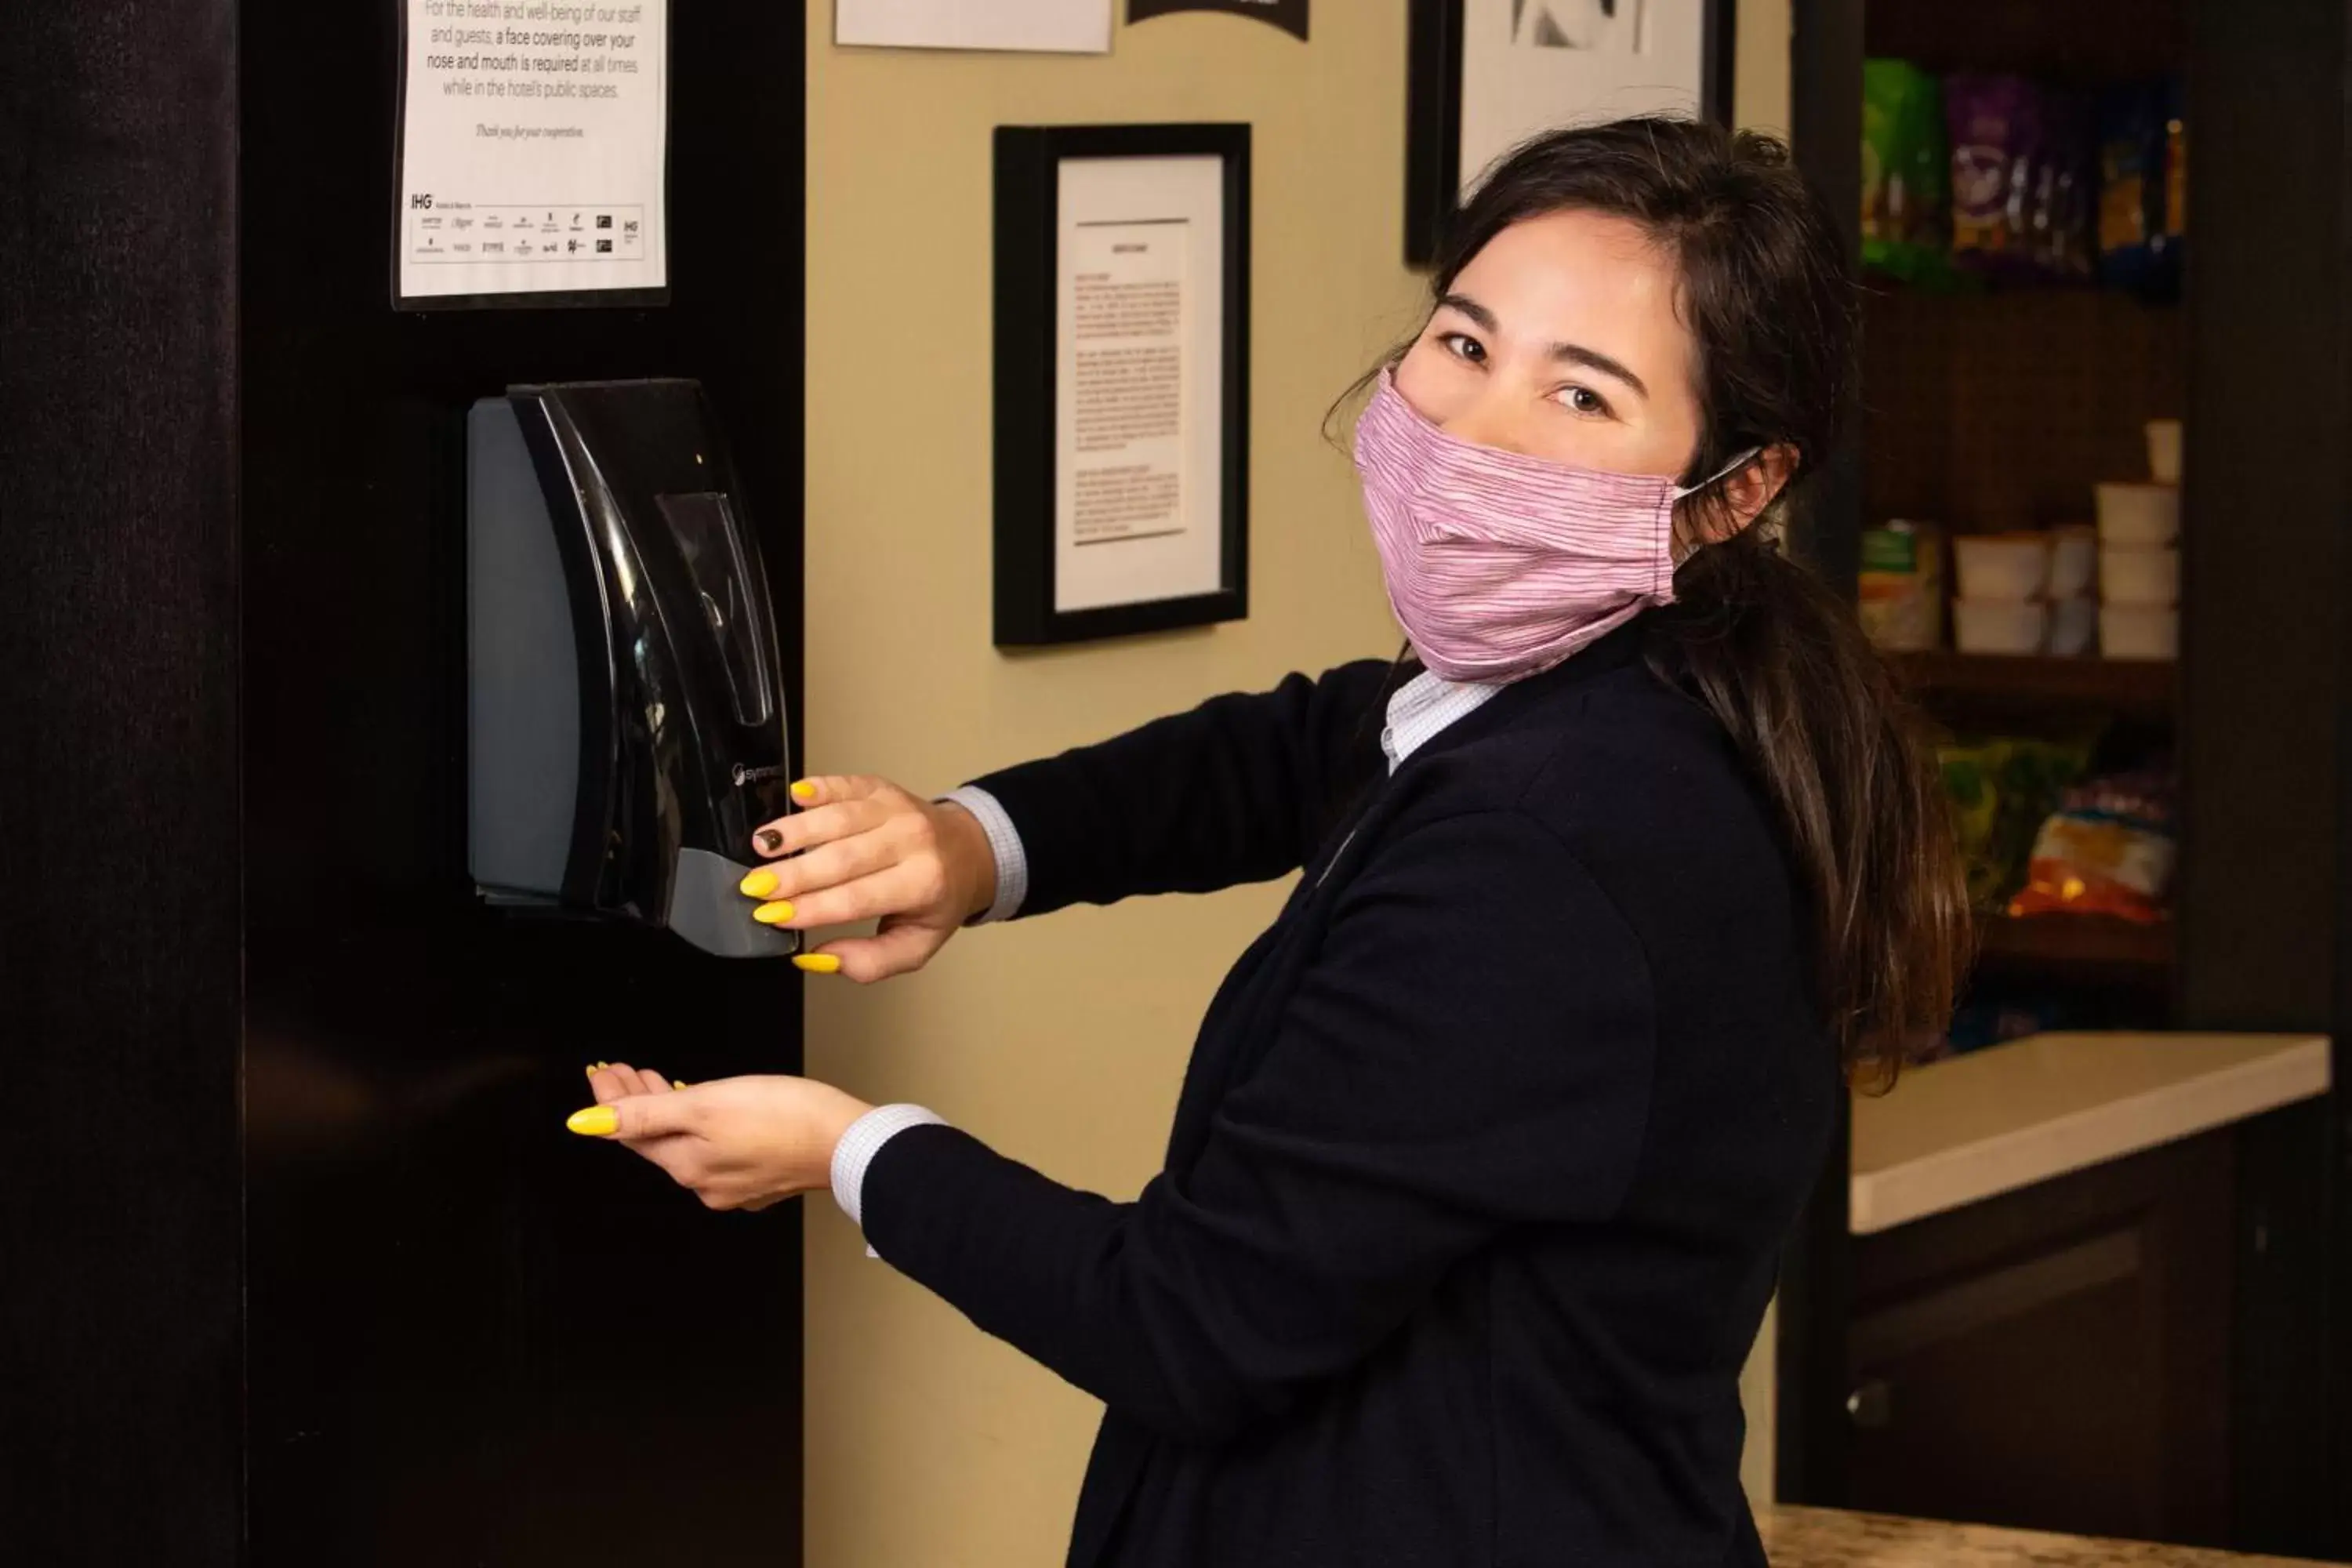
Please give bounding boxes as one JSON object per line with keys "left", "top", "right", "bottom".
{"left": 1987, "top": 737, "right": 2096, "bottom": 904}
{"left": 1939, "top": 743, "right": 2005, "bottom": 909}
{"left": 1942, "top": 735, "right": 2097, "bottom": 910}
{"left": 1863, "top": 60, "right": 1951, "bottom": 283}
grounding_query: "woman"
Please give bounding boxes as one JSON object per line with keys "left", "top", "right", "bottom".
{"left": 570, "top": 118, "right": 1965, "bottom": 1566}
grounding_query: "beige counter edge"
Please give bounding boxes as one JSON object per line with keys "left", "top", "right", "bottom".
{"left": 1850, "top": 1036, "right": 2331, "bottom": 1235}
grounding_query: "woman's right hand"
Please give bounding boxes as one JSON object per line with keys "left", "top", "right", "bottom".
{"left": 740, "top": 775, "right": 999, "bottom": 983}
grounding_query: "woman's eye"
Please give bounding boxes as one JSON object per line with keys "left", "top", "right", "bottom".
{"left": 1557, "top": 385, "right": 1611, "bottom": 417}
{"left": 1437, "top": 332, "right": 1486, "bottom": 365}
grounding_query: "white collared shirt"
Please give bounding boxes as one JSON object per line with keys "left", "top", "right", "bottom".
{"left": 1377, "top": 669, "right": 1504, "bottom": 774}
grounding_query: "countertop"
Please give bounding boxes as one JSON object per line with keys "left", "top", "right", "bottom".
{"left": 1849, "top": 1031, "right": 2331, "bottom": 1234}
{"left": 1758, "top": 1505, "right": 2335, "bottom": 1565}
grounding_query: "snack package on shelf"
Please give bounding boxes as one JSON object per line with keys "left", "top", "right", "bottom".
{"left": 2007, "top": 768, "right": 2177, "bottom": 923}
{"left": 1861, "top": 60, "right": 1951, "bottom": 282}
{"left": 1940, "top": 735, "right": 2096, "bottom": 911}
{"left": 1937, "top": 74, "right": 2097, "bottom": 283}
{"left": 2162, "top": 78, "right": 2187, "bottom": 270}
{"left": 2034, "top": 88, "right": 2097, "bottom": 281}
{"left": 1940, "top": 744, "right": 2004, "bottom": 909}
{"left": 1946, "top": 74, "right": 2042, "bottom": 277}
{"left": 2098, "top": 81, "right": 2185, "bottom": 299}
{"left": 1858, "top": 520, "right": 1944, "bottom": 651}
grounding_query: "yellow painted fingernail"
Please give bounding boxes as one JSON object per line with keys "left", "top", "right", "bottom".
{"left": 793, "top": 953, "right": 841, "bottom": 975}
{"left": 790, "top": 780, "right": 818, "bottom": 803}
{"left": 753, "top": 900, "right": 796, "bottom": 925}
{"left": 673, "top": 1079, "right": 688, "bottom": 1091}
{"left": 566, "top": 1105, "right": 619, "bottom": 1138}
{"left": 583, "top": 1064, "right": 598, "bottom": 1079}
{"left": 739, "top": 869, "right": 779, "bottom": 898}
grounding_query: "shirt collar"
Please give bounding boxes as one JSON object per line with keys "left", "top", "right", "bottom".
{"left": 1380, "top": 669, "right": 1505, "bottom": 773}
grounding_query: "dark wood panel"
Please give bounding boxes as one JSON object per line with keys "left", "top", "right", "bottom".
{"left": 1864, "top": 0, "right": 2186, "bottom": 81}
{"left": 1892, "top": 651, "right": 2176, "bottom": 718}
{"left": 1788, "top": 0, "right": 1865, "bottom": 597}
{"left": 2176, "top": 0, "right": 2346, "bottom": 1035}
{"left": 1973, "top": 913, "right": 2174, "bottom": 979}
{"left": 1861, "top": 288, "right": 2186, "bottom": 537}
{"left": 238, "top": 2, "right": 808, "bottom": 1563}
{"left": 1847, "top": 1129, "right": 2234, "bottom": 1545}
{"left": 2229, "top": 1099, "right": 2334, "bottom": 1556}
{"left": 1777, "top": 0, "right": 1867, "bottom": 1512}
{"left": 0, "top": 2, "right": 245, "bottom": 1563}
{"left": 2180, "top": 0, "right": 2352, "bottom": 1552}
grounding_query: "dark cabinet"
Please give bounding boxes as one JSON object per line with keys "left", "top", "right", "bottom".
{"left": 1845, "top": 1130, "right": 2234, "bottom": 1545}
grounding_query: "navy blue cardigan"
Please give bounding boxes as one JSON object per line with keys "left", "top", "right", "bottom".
{"left": 862, "top": 619, "right": 1837, "bottom": 1567}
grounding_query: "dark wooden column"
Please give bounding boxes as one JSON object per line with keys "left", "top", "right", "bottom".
{"left": 236, "top": 2, "right": 808, "bottom": 1562}
{"left": 4, "top": 2, "right": 810, "bottom": 1563}
{"left": 1777, "top": 0, "right": 1867, "bottom": 1510}
{"left": 0, "top": 3, "right": 248, "bottom": 1563}
{"left": 2179, "top": 0, "right": 2352, "bottom": 1553}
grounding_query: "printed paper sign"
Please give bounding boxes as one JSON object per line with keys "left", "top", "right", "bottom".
{"left": 396, "top": 0, "right": 669, "bottom": 303}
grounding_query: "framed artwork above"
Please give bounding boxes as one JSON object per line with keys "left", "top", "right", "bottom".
{"left": 1406, "top": 0, "right": 1734, "bottom": 265}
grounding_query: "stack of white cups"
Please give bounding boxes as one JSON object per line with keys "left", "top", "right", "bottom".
{"left": 1950, "top": 532, "right": 2056, "bottom": 653}
{"left": 2045, "top": 526, "right": 2098, "bottom": 656}
{"left": 1949, "top": 526, "right": 2096, "bottom": 655}
{"left": 2096, "top": 419, "right": 2182, "bottom": 660}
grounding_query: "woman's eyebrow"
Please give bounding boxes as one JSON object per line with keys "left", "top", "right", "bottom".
{"left": 1546, "top": 342, "right": 1650, "bottom": 400}
{"left": 1435, "top": 292, "right": 1649, "bottom": 400}
{"left": 1434, "top": 292, "right": 1500, "bottom": 333}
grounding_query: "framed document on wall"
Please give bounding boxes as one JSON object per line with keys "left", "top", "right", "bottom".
{"left": 1406, "top": 0, "right": 1732, "bottom": 265}
{"left": 993, "top": 123, "right": 1250, "bottom": 646}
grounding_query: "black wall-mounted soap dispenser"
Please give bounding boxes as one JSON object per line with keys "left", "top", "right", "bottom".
{"left": 467, "top": 378, "right": 796, "bottom": 958}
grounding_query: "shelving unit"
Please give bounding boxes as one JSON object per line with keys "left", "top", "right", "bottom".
{"left": 1896, "top": 645, "right": 2180, "bottom": 1001}
{"left": 1862, "top": 285, "right": 2185, "bottom": 539}
{"left": 1975, "top": 912, "right": 2173, "bottom": 978}
{"left": 1781, "top": 0, "right": 2352, "bottom": 1553}
{"left": 1892, "top": 652, "right": 2175, "bottom": 720}
{"left": 1852, "top": 21, "right": 2187, "bottom": 1017}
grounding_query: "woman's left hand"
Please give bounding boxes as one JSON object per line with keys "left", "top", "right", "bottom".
{"left": 571, "top": 1063, "right": 875, "bottom": 1211}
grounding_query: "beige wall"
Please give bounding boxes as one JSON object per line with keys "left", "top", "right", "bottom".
{"left": 803, "top": 5, "right": 1794, "bottom": 1563}
{"left": 1732, "top": 2, "right": 1791, "bottom": 1508}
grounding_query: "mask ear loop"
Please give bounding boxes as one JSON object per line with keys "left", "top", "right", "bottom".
{"left": 1670, "top": 446, "right": 1762, "bottom": 501}
{"left": 1665, "top": 447, "right": 1763, "bottom": 566}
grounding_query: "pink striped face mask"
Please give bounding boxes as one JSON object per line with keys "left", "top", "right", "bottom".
{"left": 1353, "top": 368, "right": 1753, "bottom": 683}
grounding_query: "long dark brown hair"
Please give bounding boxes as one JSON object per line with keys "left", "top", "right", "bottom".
{"left": 1369, "top": 118, "right": 1968, "bottom": 1089}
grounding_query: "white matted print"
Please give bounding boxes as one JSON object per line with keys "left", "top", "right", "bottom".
{"left": 1458, "top": 0, "right": 1710, "bottom": 198}
{"left": 835, "top": 0, "right": 1112, "bottom": 53}
{"left": 1051, "top": 155, "right": 1226, "bottom": 615}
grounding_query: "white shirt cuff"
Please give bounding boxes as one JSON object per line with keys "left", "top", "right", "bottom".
{"left": 941, "top": 784, "right": 1029, "bottom": 924}
{"left": 831, "top": 1102, "right": 947, "bottom": 1258}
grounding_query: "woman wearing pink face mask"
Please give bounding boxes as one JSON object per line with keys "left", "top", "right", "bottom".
{"left": 574, "top": 118, "right": 1966, "bottom": 1566}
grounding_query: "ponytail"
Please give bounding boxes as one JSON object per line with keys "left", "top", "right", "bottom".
{"left": 1652, "top": 528, "right": 1968, "bottom": 1088}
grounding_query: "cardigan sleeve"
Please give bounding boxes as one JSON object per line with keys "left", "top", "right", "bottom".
{"left": 961, "top": 659, "right": 1392, "bottom": 919}
{"left": 857, "top": 810, "right": 1657, "bottom": 1444}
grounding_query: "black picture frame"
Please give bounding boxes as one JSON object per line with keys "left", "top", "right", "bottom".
{"left": 993, "top": 122, "right": 1251, "bottom": 646}
{"left": 1404, "top": 0, "right": 1736, "bottom": 267}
